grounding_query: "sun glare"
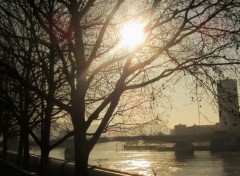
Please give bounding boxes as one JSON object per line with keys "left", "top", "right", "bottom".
{"left": 120, "top": 22, "right": 146, "bottom": 50}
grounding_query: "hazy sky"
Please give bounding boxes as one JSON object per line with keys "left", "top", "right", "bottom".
{"left": 165, "top": 82, "right": 220, "bottom": 128}
{"left": 168, "top": 78, "right": 240, "bottom": 128}
{"left": 168, "top": 91, "right": 219, "bottom": 128}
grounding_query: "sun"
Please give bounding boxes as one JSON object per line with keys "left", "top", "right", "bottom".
{"left": 120, "top": 22, "right": 146, "bottom": 50}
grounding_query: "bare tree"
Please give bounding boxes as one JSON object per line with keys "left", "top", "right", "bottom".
{"left": 0, "top": 1, "right": 71, "bottom": 175}
{"left": 0, "top": 65, "right": 17, "bottom": 160}
{"left": 1, "top": 0, "right": 240, "bottom": 176}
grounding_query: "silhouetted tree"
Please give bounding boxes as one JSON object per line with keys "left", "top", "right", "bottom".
{"left": 0, "top": 1, "right": 70, "bottom": 175}
{"left": 1, "top": 0, "right": 240, "bottom": 176}
{"left": 0, "top": 65, "right": 14, "bottom": 160}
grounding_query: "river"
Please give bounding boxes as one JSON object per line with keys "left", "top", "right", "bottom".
{"left": 31, "top": 141, "right": 240, "bottom": 176}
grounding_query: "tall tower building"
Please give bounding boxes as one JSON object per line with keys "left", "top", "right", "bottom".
{"left": 217, "top": 79, "right": 240, "bottom": 133}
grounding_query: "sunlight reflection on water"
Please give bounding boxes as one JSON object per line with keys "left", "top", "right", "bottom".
{"left": 130, "top": 160, "right": 151, "bottom": 168}
{"left": 89, "top": 142, "right": 182, "bottom": 175}
{"left": 89, "top": 142, "right": 240, "bottom": 176}
{"left": 31, "top": 141, "right": 240, "bottom": 176}
{"left": 121, "top": 160, "right": 152, "bottom": 176}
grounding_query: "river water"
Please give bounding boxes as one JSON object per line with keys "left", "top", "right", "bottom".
{"left": 33, "top": 141, "right": 240, "bottom": 176}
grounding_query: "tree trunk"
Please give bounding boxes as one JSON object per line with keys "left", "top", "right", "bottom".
{"left": 74, "top": 132, "right": 90, "bottom": 176}
{"left": 1, "top": 118, "right": 9, "bottom": 160}
{"left": 39, "top": 116, "right": 51, "bottom": 176}
{"left": 22, "top": 129, "right": 29, "bottom": 170}
{"left": 1, "top": 128, "right": 8, "bottom": 160}
{"left": 16, "top": 130, "right": 30, "bottom": 170}
{"left": 40, "top": 146, "right": 50, "bottom": 176}
{"left": 39, "top": 98, "right": 52, "bottom": 176}
{"left": 72, "top": 108, "right": 90, "bottom": 176}
{"left": 16, "top": 132, "right": 23, "bottom": 167}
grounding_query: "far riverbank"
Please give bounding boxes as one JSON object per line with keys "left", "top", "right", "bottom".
{"left": 123, "top": 142, "right": 210, "bottom": 151}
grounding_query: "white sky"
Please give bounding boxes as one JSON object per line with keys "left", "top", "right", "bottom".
{"left": 159, "top": 78, "right": 220, "bottom": 129}
{"left": 166, "top": 79, "right": 240, "bottom": 128}
{"left": 167, "top": 88, "right": 219, "bottom": 128}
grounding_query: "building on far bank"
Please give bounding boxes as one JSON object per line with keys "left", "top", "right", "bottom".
{"left": 172, "top": 79, "right": 240, "bottom": 136}
{"left": 217, "top": 79, "right": 240, "bottom": 133}
{"left": 172, "top": 124, "right": 217, "bottom": 135}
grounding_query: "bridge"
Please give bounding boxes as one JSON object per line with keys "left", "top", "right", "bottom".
{"left": 61, "top": 133, "right": 240, "bottom": 161}
{"left": 97, "top": 134, "right": 212, "bottom": 143}
{"left": 60, "top": 133, "right": 235, "bottom": 146}
{"left": 59, "top": 131, "right": 240, "bottom": 156}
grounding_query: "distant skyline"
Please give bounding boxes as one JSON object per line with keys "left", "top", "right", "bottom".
{"left": 166, "top": 83, "right": 219, "bottom": 128}
{"left": 167, "top": 79, "right": 240, "bottom": 128}
{"left": 168, "top": 97, "right": 218, "bottom": 128}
